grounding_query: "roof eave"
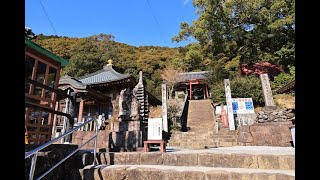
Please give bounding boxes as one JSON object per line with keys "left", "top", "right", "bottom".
{"left": 82, "top": 75, "right": 132, "bottom": 86}
{"left": 25, "top": 37, "right": 69, "bottom": 67}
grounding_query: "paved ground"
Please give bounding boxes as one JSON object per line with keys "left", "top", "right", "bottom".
{"left": 164, "top": 145, "right": 295, "bottom": 155}
{"left": 99, "top": 165, "right": 295, "bottom": 176}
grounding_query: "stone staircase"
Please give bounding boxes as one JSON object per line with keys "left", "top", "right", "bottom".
{"left": 167, "top": 100, "right": 237, "bottom": 149}
{"left": 79, "top": 146, "right": 295, "bottom": 180}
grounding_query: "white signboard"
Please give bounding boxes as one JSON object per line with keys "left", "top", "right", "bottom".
{"left": 161, "top": 84, "right": 168, "bottom": 132}
{"left": 224, "top": 79, "right": 235, "bottom": 130}
{"left": 148, "top": 118, "right": 163, "bottom": 140}
{"left": 231, "top": 98, "right": 254, "bottom": 114}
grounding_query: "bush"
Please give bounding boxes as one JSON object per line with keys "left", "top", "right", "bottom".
{"left": 168, "top": 100, "right": 181, "bottom": 130}
{"left": 271, "top": 65, "right": 295, "bottom": 91}
{"left": 210, "top": 75, "right": 264, "bottom": 106}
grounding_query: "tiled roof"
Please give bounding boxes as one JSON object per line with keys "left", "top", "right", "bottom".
{"left": 179, "top": 71, "right": 210, "bottom": 81}
{"left": 77, "top": 65, "right": 131, "bottom": 85}
{"left": 58, "top": 75, "right": 111, "bottom": 102}
{"left": 59, "top": 75, "right": 87, "bottom": 91}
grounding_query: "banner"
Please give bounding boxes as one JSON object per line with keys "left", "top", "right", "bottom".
{"left": 231, "top": 98, "right": 254, "bottom": 114}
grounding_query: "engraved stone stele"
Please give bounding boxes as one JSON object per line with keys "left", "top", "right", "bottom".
{"left": 259, "top": 73, "right": 276, "bottom": 108}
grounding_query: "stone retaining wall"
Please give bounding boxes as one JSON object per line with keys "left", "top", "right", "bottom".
{"left": 256, "top": 108, "right": 295, "bottom": 123}
{"left": 237, "top": 122, "right": 293, "bottom": 146}
{"left": 72, "top": 130, "right": 110, "bottom": 149}
{"left": 71, "top": 130, "right": 143, "bottom": 152}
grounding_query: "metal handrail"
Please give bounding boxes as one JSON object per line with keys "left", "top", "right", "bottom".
{"left": 25, "top": 117, "right": 99, "bottom": 180}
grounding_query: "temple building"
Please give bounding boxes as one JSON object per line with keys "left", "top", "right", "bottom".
{"left": 54, "top": 60, "right": 161, "bottom": 151}
{"left": 25, "top": 36, "right": 70, "bottom": 144}
{"left": 174, "top": 71, "right": 210, "bottom": 100}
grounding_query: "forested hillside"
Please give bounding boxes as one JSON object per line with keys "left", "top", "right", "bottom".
{"left": 32, "top": 0, "right": 294, "bottom": 105}
{"left": 34, "top": 34, "right": 182, "bottom": 98}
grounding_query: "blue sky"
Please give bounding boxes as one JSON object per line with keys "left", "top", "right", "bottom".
{"left": 25, "top": 0, "right": 198, "bottom": 47}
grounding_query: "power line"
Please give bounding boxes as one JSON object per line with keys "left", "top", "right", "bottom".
{"left": 40, "top": 0, "right": 58, "bottom": 35}
{"left": 145, "top": 0, "right": 168, "bottom": 46}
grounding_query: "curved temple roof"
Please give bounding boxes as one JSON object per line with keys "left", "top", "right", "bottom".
{"left": 58, "top": 75, "right": 110, "bottom": 102}
{"left": 178, "top": 71, "right": 210, "bottom": 82}
{"left": 77, "top": 65, "right": 131, "bottom": 85}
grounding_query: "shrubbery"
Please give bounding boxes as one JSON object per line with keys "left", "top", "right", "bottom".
{"left": 271, "top": 65, "right": 295, "bottom": 91}
{"left": 210, "top": 75, "right": 264, "bottom": 106}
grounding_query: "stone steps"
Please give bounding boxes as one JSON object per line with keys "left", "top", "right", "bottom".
{"left": 81, "top": 165, "right": 294, "bottom": 180}
{"left": 79, "top": 146, "right": 295, "bottom": 180}
{"left": 168, "top": 100, "right": 220, "bottom": 149}
{"left": 168, "top": 132, "right": 238, "bottom": 148}
{"left": 90, "top": 148, "right": 295, "bottom": 170}
{"left": 168, "top": 99, "right": 240, "bottom": 149}
{"left": 168, "top": 142, "right": 237, "bottom": 148}
{"left": 170, "top": 134, "right": 237, "bottom": 138}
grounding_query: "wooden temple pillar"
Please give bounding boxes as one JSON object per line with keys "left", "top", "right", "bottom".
{"left": 205, "top": 84, "right": 209, "bottom": 99}
{"left": 189, "top": 81, "right": 192, "bottom": 100}
{"left": 203, "top": 84, "right": 206, "bottom": 99}
{"left": 51, "top": 102, "right": 59, "bottom": 139}
{"left": 78, "top": 99, "right": 84, "bottom": 123}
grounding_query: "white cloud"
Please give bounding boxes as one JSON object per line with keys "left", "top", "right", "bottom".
{"left": 183, "top": 0, "right": 190, "bottom": 5}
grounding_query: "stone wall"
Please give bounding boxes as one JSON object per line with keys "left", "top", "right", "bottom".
{"left": 214, "top": 105, "right": 294, "bottom": 146}
{"left": 237, "top": 122, "right": 293, "bottom": 146}
{"left": 72, "top": 130, "right": 110, "bottom": 149}
{"left": 256, "top": 108, "right": 295, "bottom": 123}
{"left": 111, "top": 121, "right": 141, "bottom": 132}
{"left": 71, "top": 129, "right": 142, "bottom": 152}
{"left": 109, "top": 130, "right": 142, "bottom": 152}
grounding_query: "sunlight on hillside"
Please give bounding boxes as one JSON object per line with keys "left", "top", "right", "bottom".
{"left": 274, "top": 94, "right": 295, "bottom": 109}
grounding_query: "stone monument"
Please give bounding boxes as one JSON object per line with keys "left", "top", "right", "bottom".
{"left": 259, "top": 73, "right": 277, "bottom": 110}
{"left": 109, "top": 72, "right": 148, "bottom": 152}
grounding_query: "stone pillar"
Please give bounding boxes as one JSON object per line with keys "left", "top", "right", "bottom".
{"left": 260, "top": 74, "right": 275, "bottom": 107}
{"left": 224, "top": 79, "right": 235, "bottom": 130}
{"left": 64, "top": 92, "right": 76, "bottom": 143}
{"left": 162, "top": 84, "right": 168, "bottom": 132}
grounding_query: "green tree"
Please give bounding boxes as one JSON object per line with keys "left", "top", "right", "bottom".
{"left": 34, "top": 36, "right": 77, "bottom": 59}
{"left": 161, "top": 65, "right": 183, "bottom": 99}
{"left": 63, "top": 38, "right": 105, "bottom": 77}
{"left": 271, "top": 65, "right": 295, "bottom": 90}
{"left": 173, "top": 0, "right": 295, "bottom": 71}
{"left": 210, "top": 75, "right": 263, "bottom": 106}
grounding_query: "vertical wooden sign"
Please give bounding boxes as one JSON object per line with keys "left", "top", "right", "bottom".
{"left": 161, "top": 84, "right": 168, "bottom": 132}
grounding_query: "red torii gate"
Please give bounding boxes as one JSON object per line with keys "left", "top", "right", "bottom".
{"left": 186, "top": 79, "right": 209, "bottom": 100}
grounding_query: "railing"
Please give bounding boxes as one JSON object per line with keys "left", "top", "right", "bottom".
{"left": 25, "top": 117, "right": 99, "bottom": 180}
